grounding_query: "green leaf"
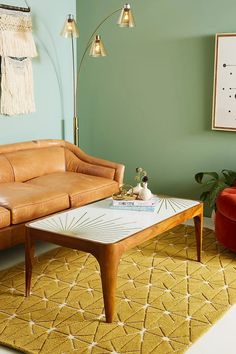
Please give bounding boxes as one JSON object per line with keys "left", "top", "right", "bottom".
{"left": 221, "top": 169, "right": 236, "bottom": 186}
{"left": 207, "top": 181, "right": 228, "bottom": 208}
{"left": 195, "top": 172, "right": 219, "bottom": 184}
{"left": 200, "top": 191, "right": 210, "bottom": 202}
{"left": 205, "top": 179, "right": 218, "bottom": 186}
{"left": 195, "top": 173, "right": 204, "bottom": 184}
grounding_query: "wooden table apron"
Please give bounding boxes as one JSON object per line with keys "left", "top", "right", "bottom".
{"left": 25, "top": 203, "right": 203, "bottom": 323}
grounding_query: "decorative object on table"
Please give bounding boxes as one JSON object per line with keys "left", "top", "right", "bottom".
{"left": 195, "top": 169, "right": 236, "bottom": 211}
{"left": 138, "top": 176, "right": 153, "bottom": 201}
{"left": 112, "top": 166, "right": 154, "bottom": 210}
{"left": 133, "top": 183, "right": 142, "bottom": 195}
{"left": 212, "top": 33, "right": 236, "bottom": 131}
{"left": 112, "top": 184, "right": 135, "bottom": 200}
{"left": 0, "top": 0, "right": 37, "bottom": 116}
{"left": 133, "top": 167, "right": 147, "bottom": 194}
{"left": 61, "top": 4, "right": 135, "bottom": 146}
{"left": 112, "top": 183, "right": 155, "bottom": 212}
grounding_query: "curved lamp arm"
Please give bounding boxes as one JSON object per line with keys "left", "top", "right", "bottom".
{"left": 76, "top": 8, "right": 122, "bottom": 96}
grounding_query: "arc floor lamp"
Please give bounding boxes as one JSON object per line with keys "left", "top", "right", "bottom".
{"left": 61, "top": 4, "right": 135, "bottom": 146}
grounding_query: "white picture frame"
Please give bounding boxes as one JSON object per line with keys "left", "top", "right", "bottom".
{"left": 212, "top": 33, "right": 236, "bottom": 131}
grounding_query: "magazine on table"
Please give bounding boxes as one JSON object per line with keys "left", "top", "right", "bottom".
{"left": 112, "top": 196, "right": 157, "bottom": 207}
{"left": 110, "top": 204, "right": 156, "bottom": 212}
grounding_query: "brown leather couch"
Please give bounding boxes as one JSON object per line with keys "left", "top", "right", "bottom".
{"left": 0, "top": 139, "right": 124, "bottom": 250}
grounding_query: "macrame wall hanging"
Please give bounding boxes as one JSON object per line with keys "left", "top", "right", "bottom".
{"left": 0, "top": 1, "right": 37, "bottom": 115}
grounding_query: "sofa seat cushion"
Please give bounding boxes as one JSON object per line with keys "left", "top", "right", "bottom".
{"left": 216, "top": 187, "right": 236, "bottom": 221}
{"left": 0, "top": 207, "right": 10, "bottom": 229}
{"left": 0, "top": 183, "right": 70, "bottom": 224}
{"left": 26, "top": 172, "right": 119, "bottom": 207}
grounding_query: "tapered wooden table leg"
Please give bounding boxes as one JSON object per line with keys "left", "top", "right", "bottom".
{"left": 194, "top": 208, "right": 203, "bottom": 262}
{"left": 25, "top": 229, "right": 35, "bottom": 297}
{"left": 98, "top": 245, "right": 122, "bottom": 323}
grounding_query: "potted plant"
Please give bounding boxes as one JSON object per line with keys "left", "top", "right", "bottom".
{"left": 194, "top": 169, "right": 236, "bottom": 210}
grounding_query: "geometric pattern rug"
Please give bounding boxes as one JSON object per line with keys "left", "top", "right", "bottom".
{"left": 0, "top": 225, "right": 236, "bottom": 354}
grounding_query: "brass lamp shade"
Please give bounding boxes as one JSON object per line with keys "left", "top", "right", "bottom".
{"left": 61, "top": 14, "right": 79, "bottom": 38}
{"left": 89, "top": 35, "right": 107, "bottom": 57}
{"left": 118, "top": 4, "right": 135, "bottom": 28}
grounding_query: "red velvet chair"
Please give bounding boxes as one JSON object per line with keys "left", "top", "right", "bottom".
{"left": 215, "top": 187, "right": 236, "bottom": 252}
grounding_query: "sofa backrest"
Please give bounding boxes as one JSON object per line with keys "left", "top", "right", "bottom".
{"left": 0, "top": 155, "right": 14, "bottom": 183}
{"left": 5, "top": 147, "right": 66, "bottom": 182}
{"left": 0, "top": 140, "right": 67, "bottom": 183}
{"left": 0, "top": 138, "right": 124, "bottom": 185}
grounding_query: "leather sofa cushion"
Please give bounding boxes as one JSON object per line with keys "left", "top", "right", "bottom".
{"left": 0, "top": 183, "right": 69, "bottom": 224}
{"left": 26, "top": 171, "right": 119, "bottom": 207}
{"left": 0, "top": 207, "right": 10, "bottom": 229}
{"left": 5, "top": 147, "right": 66, "bottom": 182}
{"left": 216, "top": 187, "right": 236, "bottom": 221}
{"left": 0, "top": 155, "right": 14, "bottom": 183}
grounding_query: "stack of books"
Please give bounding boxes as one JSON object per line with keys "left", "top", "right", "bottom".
{"left": 110, "top": 197, "right": 157, "bottom": 212}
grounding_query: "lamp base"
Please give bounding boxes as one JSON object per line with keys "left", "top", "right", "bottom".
{"left": 73, "top": 116, "right": 79, "bottom": 146}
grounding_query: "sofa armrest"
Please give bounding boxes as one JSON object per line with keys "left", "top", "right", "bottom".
{"left": 65, "top": 141, "right": 125, "bottom": 186}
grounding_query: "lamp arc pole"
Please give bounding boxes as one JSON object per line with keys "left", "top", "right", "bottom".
{"left": 60, "top": 14, "right": 79, "bottom": 145}
{"left": 71, "top": 33, "right": 78, "bottom": 146}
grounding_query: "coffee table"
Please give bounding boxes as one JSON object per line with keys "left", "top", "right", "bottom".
{"left": 25, "top": 196, "right": 203, "bottom": 323}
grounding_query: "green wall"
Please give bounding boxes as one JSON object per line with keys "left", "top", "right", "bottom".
{"left": 0, "top": 0, "right": 235, "bottom": 208}
{"left": 0, "top": 0, "right": 76, "bottom": 144}
{"left": 77, "top": 0, "right": 236, "bottom": 205}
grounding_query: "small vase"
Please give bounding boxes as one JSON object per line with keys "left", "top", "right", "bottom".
{"left": 133, "top": 183, "right": 142, "bottom": 195}
{"left": 139, "top": 182, "right": 152, "bottom": 201}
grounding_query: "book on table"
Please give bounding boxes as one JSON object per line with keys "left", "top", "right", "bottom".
{"left": 110, "top": 205, "right": 156, "bottom": 212}
{"left": 110, "top": 196, "right": 157, "bottom": 212}
{"left": 112, "top": 196, "right": 157, "bottom": 207}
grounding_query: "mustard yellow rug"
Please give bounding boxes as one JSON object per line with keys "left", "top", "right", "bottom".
{"left": 0, "top": 225, "right": 236, "bottom": 354}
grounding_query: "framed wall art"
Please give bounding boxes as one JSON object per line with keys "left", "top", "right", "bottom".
{"left": 212, "top": 33, "right": 236, "bottom": 131}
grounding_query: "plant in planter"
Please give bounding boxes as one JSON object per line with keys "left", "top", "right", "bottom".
{"left": 194, "top": 169, "right": 236, "bottom": 210}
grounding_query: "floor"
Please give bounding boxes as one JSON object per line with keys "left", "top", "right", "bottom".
{"left": 0, "top": 218, "right": 235, "bottom": 354}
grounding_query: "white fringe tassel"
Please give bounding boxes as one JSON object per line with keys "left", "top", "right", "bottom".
{"left": 0, "top": 31, "right": 37, "bottom": 57}
{"left": 0, "top": 57, "right": 35, "bottom": 115}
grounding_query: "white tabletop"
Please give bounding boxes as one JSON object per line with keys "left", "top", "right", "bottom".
{"left": 28, "top": 197, "right": 200, "bottom": 244}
